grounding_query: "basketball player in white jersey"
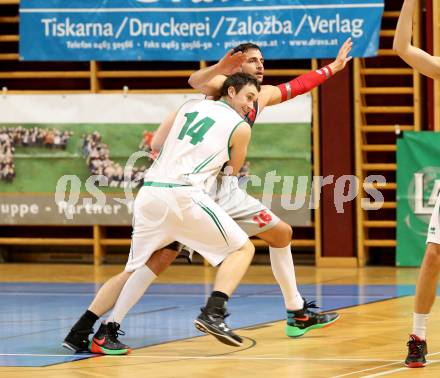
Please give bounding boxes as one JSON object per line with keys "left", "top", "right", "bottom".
{"left": 64, "top": 73, "right": 259, "bottom": 353}
{"left": 394, "top": 0, "right": 440, "bottom": 368}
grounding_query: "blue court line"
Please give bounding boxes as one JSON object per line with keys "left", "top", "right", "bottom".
{"left": 0, "top": 283, "right": 417, "bottom": 367}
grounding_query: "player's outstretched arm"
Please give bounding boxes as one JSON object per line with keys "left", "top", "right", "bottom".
{"left": 151, "top": 110, "right": 177, "bottom": 153}
{"left": 188, "top": 49, "right": 247, "bottom": 96}
{"left": 393, "top": 0, "right": 440, "bottom": 80}
{"left": 228, "top": 122, "right": 251, "bottom": 176}
{"left": 259, "top": 38, "right": 353, "bottom": 110}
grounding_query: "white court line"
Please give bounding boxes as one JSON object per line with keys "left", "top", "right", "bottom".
{"left": 330, "top": 351, "right": 440, "bottom": 378}
{"left": 330, "top": 362, "right": 403, "bottom": 378}
{"left": 0, "top": 292, "right": 399, "bottom": 298}
{"left": 0, "top": 353, "right": 400, "bottom": 363}
{"left": 362, "top": 359, "right": 440, "bottom": 377}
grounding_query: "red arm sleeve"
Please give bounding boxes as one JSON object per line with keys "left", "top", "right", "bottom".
{"left": 277, "top": 65, "right": 333, "bottom": 102}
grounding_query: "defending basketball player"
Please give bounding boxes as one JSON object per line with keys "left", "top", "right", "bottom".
{"left": 63, "top": 39, "right": 352, "bottom": 354}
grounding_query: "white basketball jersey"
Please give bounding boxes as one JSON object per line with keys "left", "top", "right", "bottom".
{"left": 145, "top": 99, "right": 245, "bottom": 191}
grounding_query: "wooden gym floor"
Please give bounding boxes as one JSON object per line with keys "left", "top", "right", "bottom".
{"left": 0, "top": 263, "right": 439, "bottom": 378}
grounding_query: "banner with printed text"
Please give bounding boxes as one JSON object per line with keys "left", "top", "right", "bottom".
{"left": 397, "top": 132, "right": 440, "bottom": 267}
{"left": 0, "top": 94, "right": 312, "bottom": 226}
{"left": 19, "top": 0, "right": 384, "bottom": 61}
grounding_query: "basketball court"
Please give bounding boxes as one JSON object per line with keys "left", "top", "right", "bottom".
{"left": 1, "top": 0, "right": 440, "bottom": 376}
{"left": 1, "top": 264, "right": 438, "bottom": 377}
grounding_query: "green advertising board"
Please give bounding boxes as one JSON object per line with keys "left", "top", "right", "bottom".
{"left": 397, "top": 131, "right": 440, "bottom": 266}
{"left": 0, "top": 122, "right": 310, "bottom": 195}
{"left": 0, "top": 94, "right": 312, "bottom": 226}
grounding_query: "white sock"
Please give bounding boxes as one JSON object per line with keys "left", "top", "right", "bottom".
{"left": 413, "top": 313, "right": 428, "bottom": 340}
{"left": 269, "top": 245, "right": 304, "bottom": 311}
{"left": 108, "top": 266, "right": 157, "bottom": 324}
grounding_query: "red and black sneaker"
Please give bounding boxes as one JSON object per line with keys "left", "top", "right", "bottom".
{"left": 286, "top": 298, "right": 340, "bottom": 337}
{"left": 405, "top": 334, "right": 427, "bottom": 368}
{"left": 89, "top": 322, "right": 131, "bottom": 355}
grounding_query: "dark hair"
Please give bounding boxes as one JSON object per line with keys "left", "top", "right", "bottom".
{"left": 220, "top": 72, "right": 260, "bottom": 97}
{"left": 232, "top": 43, "right": 261, "bottom": 54}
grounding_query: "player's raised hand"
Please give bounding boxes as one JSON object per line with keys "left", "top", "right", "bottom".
{"left": 329, "top": 38, "right": 353, "bottom": 73}
{"left": 217, "top": 49, "right": 247, "bottom": 75}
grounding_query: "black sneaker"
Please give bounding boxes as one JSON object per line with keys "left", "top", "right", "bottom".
{"left": 62, "top": 328, "right": 93, "bottom": 353}
{"left": 405, "top": 334, "right": 427, "bottom": 368}
{"left": 194, "top": 307, "right": 243, "bottom": 347}
{"left": 286, "top": 298, "right": 340, "bottom": 337}
{"left": 89, "top": 322, "right": 131, "bottom": 355}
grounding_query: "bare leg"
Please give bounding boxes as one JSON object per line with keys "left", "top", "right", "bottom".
{"left": 147, "top": 247, "right": 179, "bottom": 275}
{"left": 256, "top": 220, "right": 292, "bottom": 248}
{"left": 213, "top": 240, "right": 255, "bottom": 296}
{"left": 89, "top": 270, "right": 132, "bottom": 316}
{"left": 414, "top": 243, "right": 440, "bottom": 314}
{"left": 194, "top": 240, "right": 255, "bottom": 347}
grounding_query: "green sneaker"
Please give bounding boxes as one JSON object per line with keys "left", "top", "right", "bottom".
{"left": 286, "top": 299, "right": 340, "bottom": 337}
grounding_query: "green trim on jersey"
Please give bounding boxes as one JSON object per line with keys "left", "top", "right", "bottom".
{"left": 192, "top": 150, "right": 222, "bottom": 174}
{"left": 228, "top": 121, "right": 247, "bottom": 160}
{"left": 143, "top": 181, "right": 190, "bottom": 188}
{"left": 196, "top": 201, "right": 228, "bottom": 245}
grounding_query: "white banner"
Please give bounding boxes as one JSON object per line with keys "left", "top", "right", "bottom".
{"left": 0, "top": 93, "right": 311, "bottom": 123}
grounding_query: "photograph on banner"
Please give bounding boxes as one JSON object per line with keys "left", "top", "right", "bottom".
{"left": 0, "top": 94, "right": 312, "bottom": 226}
{"left": 397, "top": 132, "right": 440, "bottom": 267}
{"left": 19, "top": 0, "right": 384, "bottom": 61}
